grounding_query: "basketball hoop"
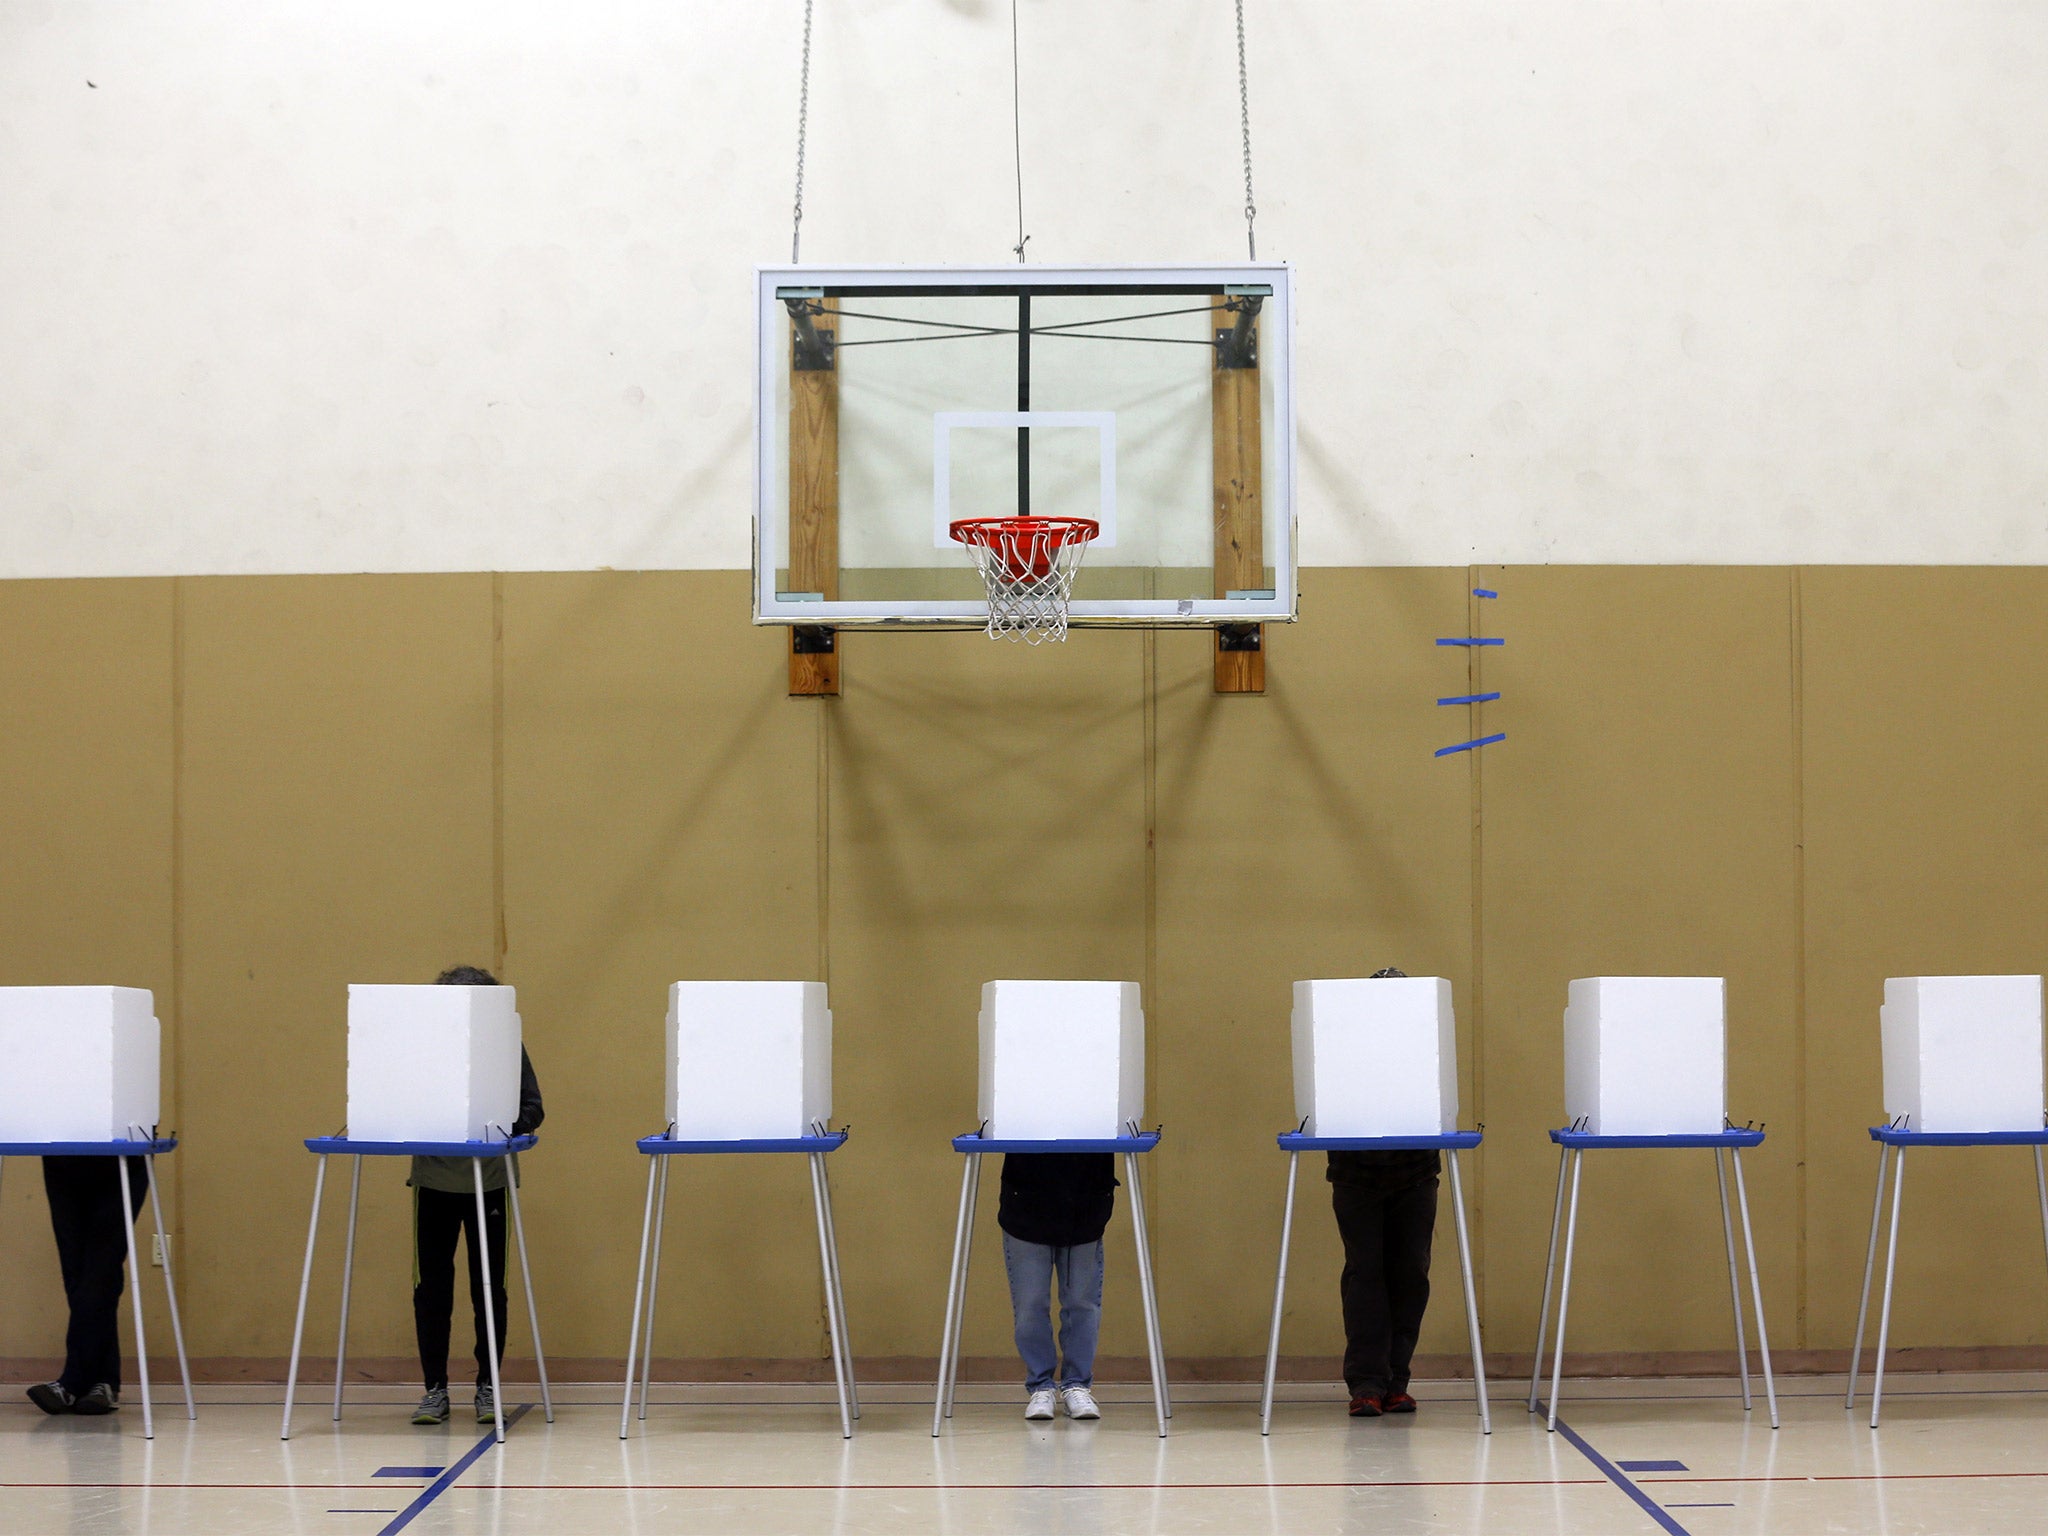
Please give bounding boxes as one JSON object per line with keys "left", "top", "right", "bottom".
{"left": 948, "top": 516, "right": 1099, "bottom": 644}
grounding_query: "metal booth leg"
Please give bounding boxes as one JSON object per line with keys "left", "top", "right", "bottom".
{"left": 1528, "top": 1145, "right": 1569, "bottom": 1412}
{"left": 1124, "top": 1151, "right": 1170, "bottom": 1439}
{"left": 143, "top": 1152, "right": 196, "bottom": 1422}
{"left": 114, "top": 1154, "right": 153, "bottom": 1440}
{"left": 815, "top": 1152, "right": 860, "bottom": 1418}
{"left": 932, "top": 1154, "right": 978, "bottom": 1437}
{"left": 1846, "top": 1142, "right": 1892, "bottom": 1411}
{"left": 1869, "top": 1148, "right": 1908, "bottom": 1429}
{"left": 2034, "top": 1147, "right": 2048, "bottom": 1294}
{"left": 472, "top": 1160, "right": 506, "bottom": 1444}
{"left": 506, "top": 1154, "right": 554, "bottom": 1423}
{"left": 1545, "top": 1150, "right": 1585, "bottom": 1433}
{"left": 1729, "top": 1146, "right": 1779, "bottom": 1429}
{"left": 620, "top": 1156, "right": 660, "bottom": 1440}
{"left": 807, "top": 1151, "right": 853, "bottom": 1438}
{"left": 945, "top": 1155, "right": 984, "bottom": 1421}
{"left": 332, "top": 1155, "right": 363, "bottom": 1421}
{"left": 281, "top": 1155, "right": 328, "bottom": 1440}
{"left": 1447, "top": 1149, "right": 1491, "bottom": 1434}
{"left": 1259, "top": 1150, "right": 1300, "bottom": 1435}
{"left": 1714, "top": 1148, "right": 1753, "bottom": 1410}
{"left": 637, "top": 1158, "right": 671, "bottom": 1423}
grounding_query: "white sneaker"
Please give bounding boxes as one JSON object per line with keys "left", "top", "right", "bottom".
{"left": 1024, "top": 1389, "right": 1058, "bottom": 1420}
{"left": 1061, "top": 1386, "right": 1101, "bottom": 1420}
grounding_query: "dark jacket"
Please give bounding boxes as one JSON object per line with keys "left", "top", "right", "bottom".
{"left": 997, "top": 1153, "right": 1118, "bottom": 1248}
{"left": 1326, "top": 1147, "right": 1439, "bottom": 1195}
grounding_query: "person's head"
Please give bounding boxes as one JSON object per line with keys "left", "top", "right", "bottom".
{"left": 436, "top": 965, "right": 499, "bottom": 987}
{"left": 1370, "top": 966, "right": 1408, "bottom": 979}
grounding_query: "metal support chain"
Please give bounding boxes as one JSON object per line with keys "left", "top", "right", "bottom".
{"left": 791, "top": 0, "right": 815, "bottom": 263}
{"left": 1235, "top": 0, "right": 1258, "bottom": 260}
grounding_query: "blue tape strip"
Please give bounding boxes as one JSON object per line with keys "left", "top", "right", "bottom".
{"left": 373, "top": 1467, "right": 445, "bottom": 1479}
{"left": 1473, "top": 587, "right": 1499, "bottom": 598}
{"left": 1435, "top": 637, "right": 1504, "bottom": 646}
{"left": 1436, "top": 692, "right": 1501, "bottom": 706}
{"left": 378, "top": 1404, "right": 530, "bottom": 1535}
{"left": 1618, "top": 1460, "right": 1689, "bottom": 1472}
{"left": 1434, "top": 733, "right": 1506, "bottom": 758}
{"left": 1537, "top": 1403, "right": 1694, "bottom": 1536}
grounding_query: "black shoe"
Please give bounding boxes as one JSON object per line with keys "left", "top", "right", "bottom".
{"left": 27, "top": 1382, "right": 75, "bottom": 1416}
{"left": 70, "top": 1384, "right": 119, "bottom": 1416}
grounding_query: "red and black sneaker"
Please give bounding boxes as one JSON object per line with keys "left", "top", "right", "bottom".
{"left": 1383, "top": 1391, "right": 1418, "bottom": 1414}
{"left": 1347, "top": 1392, "right": 1384, "bottom": 1417}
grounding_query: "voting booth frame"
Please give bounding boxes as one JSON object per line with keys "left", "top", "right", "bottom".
{"left": 1260, "top": 1131, "right": 1490, "bottom": 1435}
{"left": 0, "top": 1137, "right": 195, "bottom": 1441}
{"left": 620, "top": 1129, "right": 858, "bottom": 1441}
{"left": 1849, "top": 1124, "right": 2048, "bottom": 1428}
{"left": 935, "top": 1130, "right": 1171, "bottom": 1439}
{"left": 281, "top": 1135, "right": 553, "bottom": 1446}
{"left": 1529, "top": 1128, "right": 1779, "bottom": 1433}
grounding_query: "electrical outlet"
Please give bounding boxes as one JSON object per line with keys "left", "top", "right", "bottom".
{"left": 151, "top": 1234, "right": 167, "bottom": 1268}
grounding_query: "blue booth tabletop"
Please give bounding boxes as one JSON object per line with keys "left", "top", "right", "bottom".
{"left": 1869, "top": 1125, "right": 2048, "bottom": 1146}
{"left": 1549, "top": 1127, "right": 1764, "bottom": 1149}
{"left": 303, "top": 1134, "right": 537, "bottom": 1157}
{"left": 0, "top": 1136, "right": 177, "bottom": 1156}
{"left": 1278, "top": 1131, "right": 1482, "bottom": 1152}
{"left": 952, "top": 1131, "right": 1161, "bottom": 1154}
{"left": 637, "top": 1131, "right": 848, "bottom": 1154}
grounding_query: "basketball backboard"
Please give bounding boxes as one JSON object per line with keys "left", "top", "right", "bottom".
{"left": 754, "top": 264, "right": 1296, "bottom": 629}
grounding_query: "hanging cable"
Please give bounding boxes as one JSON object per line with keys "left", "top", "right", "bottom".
{"left": 791, "top": 0, "right": 815, "bottom": 262}
{"left": 1235, "top": 0, "right": 1257, "bottom": 260}
{"left": 1010, "top": 0, "right": 1029, "bottom": 261}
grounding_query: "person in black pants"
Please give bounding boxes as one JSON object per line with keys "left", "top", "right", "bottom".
{"left": 407, "top": 966, "right": 544, "bottom": 1427}
{"left": 26, "top": 1155, "right": 149, "bottom": 1416}
{"left": 1329, "top": 966, "right": 1439, "bottom": 1418}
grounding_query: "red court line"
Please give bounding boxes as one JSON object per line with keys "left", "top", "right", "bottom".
{"left": 0, "top": 1478, "right": 1607, "bottom": 1492}
{"left": 1640, "top": 1470, "right": 2048, "bottom": 1485}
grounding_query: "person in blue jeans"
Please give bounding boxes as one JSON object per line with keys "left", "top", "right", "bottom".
{"left": 998, "top": 1152, "right": 1118, "bottom": 1421}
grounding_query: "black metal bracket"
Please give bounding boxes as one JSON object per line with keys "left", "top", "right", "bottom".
{"left": 784, "top": 298, "right": 837, "bottom": 371}
{"left": 1216, "top": 622, "right": 1262, "bottom": 652}
{"left": 792, "top": 625, "right": 836, "bottom": 655}
{"left": 1215, "top": 294, "right": 1263, "bottom": 370}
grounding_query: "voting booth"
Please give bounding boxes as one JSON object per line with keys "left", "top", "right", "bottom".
{"left": 0, "top": 985, "right": 161, "bottom": 1141}
{"left": 937, "top": 980, "right": 1169, "bottom": 1438}
{"left": 624, "top": 981, "right": 856, "bottom": 1439}
{"left": 0, "top": 985, "right": 191, "bottom": 1440}
{"left": 1564, "top": 976, "right": 1725, "bottom": 1136}
{"left": 977, "top": 980, "right": 1144, "bottom": 1139}
{"left": 1880, "top": 975, "right": 2044, "bottom": 1133}
{"left": 1291, "top": 977, "right": 1457, "bottom": 1136}
{"left": 346, "top": 983, "right": 521, "bottom": 1143}
{"left": 667, "top": 981, "right": 831, "bottom": 1139}
{"left": 1532, "top": 976, "right": 1777, "bottom": 1433}
{"left": 1850, "top": 975, "right": 2048, "bottom": 1427}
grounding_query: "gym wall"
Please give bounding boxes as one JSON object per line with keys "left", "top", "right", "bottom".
{"left": 2, "top": 3, "right": 2045, "bottom": 1378}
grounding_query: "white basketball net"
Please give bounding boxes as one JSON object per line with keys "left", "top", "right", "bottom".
{"left": 951, "top": 518, "right": 1099, "bottom": 645}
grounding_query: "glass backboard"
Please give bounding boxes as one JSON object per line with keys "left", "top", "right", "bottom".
{"left": 755, "top": 264, "right": 1296, "bottom": 628}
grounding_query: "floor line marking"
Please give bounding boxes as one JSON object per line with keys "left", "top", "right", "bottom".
{"left": 1537, "top": 1401, "right": 1693, "bottom": 1536}
{"left": 377, "top": 1403, "right": 529, "bottom": 1536}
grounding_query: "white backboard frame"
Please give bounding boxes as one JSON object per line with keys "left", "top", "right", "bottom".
{"left": 754, "top": 263, "right": 1297, "bottom": 628}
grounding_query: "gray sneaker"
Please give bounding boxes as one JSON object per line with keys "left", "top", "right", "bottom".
{"left": 410, "top": 1387, "right": 450, "bottom": 1425}
{"left": 474, "top": 1384, "right": 496, "bottom": 1423}
{"left": 71, "top": 1384, "right": 119, "bottom": 1416}
{"left": 27, "top": 1382, "right": 75, "bottom": 1416}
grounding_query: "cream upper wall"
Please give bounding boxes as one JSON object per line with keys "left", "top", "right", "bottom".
{"left": 1, "top": 0, "right": 2042, "bottom": 576}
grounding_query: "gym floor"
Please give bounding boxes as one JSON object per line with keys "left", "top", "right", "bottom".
{"left": 2, "top": 1372, "right": 2041, "bottom": 1534}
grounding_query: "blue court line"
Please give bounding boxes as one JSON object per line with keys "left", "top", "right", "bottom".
{"left": 377, "top": 1404, "right": 530, "bottom": 1536}
{"left": 1535, "top": 1402, "right": 1693, "bottom": 1536}
{"left": 1435, "top": 733, "right": 1507, "bottom": 758}
{"left": 1436, "top": 637, "right": 1504, "bottom": 646}
{"left": 1473, "top": 588, "right": 1498, "bottom": 598}
{"left": 1437, "top": 692, "right": 1501, "bottom": 706}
